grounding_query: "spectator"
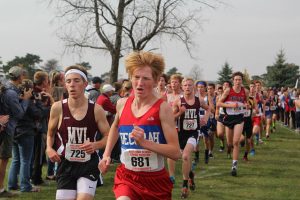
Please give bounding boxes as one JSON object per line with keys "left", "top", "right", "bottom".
{"left": 31, "top": 71, "right": 53, "bottom": 186}
{"left": 86, "top": 76, "right": 104, "bottom": 102}
{"left": 8, "top": 79, "right": 43, "bottom": 192}
{"left": 120, "top": 80, "right": 132, "bottom": 97}
{"left": 96, "top": 84, "right": 116, "bottom": 125}
{"left": 110, "top": 82, "right": 122, "bottom": 106}
{"left": 49, "top": 70, "right": 67, "bottom": 102}
{"left": 0, "top": 66, "right": 32, "bottom": 197}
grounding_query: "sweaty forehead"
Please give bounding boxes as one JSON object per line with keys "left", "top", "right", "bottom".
{"left": 132, "top": 66, "right": 153, "bottom": 77}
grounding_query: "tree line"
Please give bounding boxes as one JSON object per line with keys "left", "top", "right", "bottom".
{"left": 1, "top": 49, "right": 298, "bottom": 88}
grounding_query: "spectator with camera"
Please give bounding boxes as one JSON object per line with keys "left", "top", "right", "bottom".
{"left": 0, "top": 66, "right": 32, "bottom": 198}
{"left": 8, "top": 79, "right": 45, "bottom": 192}
{"left": 31, "top": 71, "right": 54, "bottom": 186}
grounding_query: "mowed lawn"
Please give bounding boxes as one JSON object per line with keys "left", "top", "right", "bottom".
{"left": 7, "top": 125, "right": 300, "bottom": 200}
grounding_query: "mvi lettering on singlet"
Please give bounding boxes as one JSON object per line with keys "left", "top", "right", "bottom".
{"left": 65, "top": 126, "right": 91, "bottom": 162}
{"left": 185, "top": 109, "right": 197, "bottom": 118}
{"left": 183, "top": 109, "right": 198, "bottom": 130}
{"left": 67, "top": 126, "right": 88, "bottom": 144}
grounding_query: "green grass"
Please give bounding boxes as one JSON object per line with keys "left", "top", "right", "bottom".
{"left": 6, "top": 125, "right": 300, "bottom": 199}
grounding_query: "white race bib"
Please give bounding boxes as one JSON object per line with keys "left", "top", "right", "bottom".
{"left": 265, "top": 106, "right": 270, "bottom": 111}
{"left": 225, "top": 102, "right": 244, "bottom": 115}
{"left": 123, "top": 149, "right": 158, "bottom": 171}
{"left": 270, "top": 106, "right": 276, "bottom": 111}
{"left": 65, "top": 143, "right": 90, "bottom": 162}
{"left": 183, "top": 119, "right": 198, "bottom": 130}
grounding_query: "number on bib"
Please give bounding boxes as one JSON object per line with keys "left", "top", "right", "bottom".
{"left": 65, "top": 143, "right": 91, "bottom": 162}
{"left": 123, "top": 149, "right": 158, "bottom": 171}
{"left": 183, "top": 119, "right": 197, "bottom": 130}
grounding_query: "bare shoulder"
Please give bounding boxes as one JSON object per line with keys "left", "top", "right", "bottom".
{"left": 51, "top": 101, "right": 62, "bottom": 113}
{"left": 160, "top": 101, "right": 174, "bottom": 118}
{"left": 116, "top": 97, "right": 127, "bottom": 108}
{"left": 94, "top": 102, "right": 105, "bottom": 112}
{"left": 115, "top": 97, "right": 129, "bottom": 117}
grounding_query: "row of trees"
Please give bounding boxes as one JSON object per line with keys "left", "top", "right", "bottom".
{"left": 1, "top": 50, "right": 298, "bottom": 88}
{"left": 217, "top": 49, "right": 299, "bottom": 88}
{"left": 0, "top": 54, "right": 94, "bottom": 80}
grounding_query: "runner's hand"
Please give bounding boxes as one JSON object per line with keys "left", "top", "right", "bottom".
{"left": 46, "top": 147, "right": 61, "bottom": 163}
{"left": 200, "top": 118, "right": 207, "bottom": 126}
{"left": 98, "top": 157, "right": 111, "bottom": 175}
{"left": 130, "top": 125, "right": 145, "bottom": 146}
{"left": 215, "top": 115, "right": 219, "bottom": 121}
{"left": 179, "top": 105, "right": 186, "bottom": 114}
{"left": 80, "top": 141, "right": 96, "bottom": 154}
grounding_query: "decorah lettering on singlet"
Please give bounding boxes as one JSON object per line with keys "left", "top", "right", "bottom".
{"left": 119, "top": 125, "right": 166, "bottom": 171}
{"left": 65, "top": 126, "right": 91, "bottom": 162}
{"left": 120, "top": 131, "right": 160, "bottom": 145}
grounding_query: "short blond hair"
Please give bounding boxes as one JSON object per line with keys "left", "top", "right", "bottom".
{"left": 170, "top": 74, "right": 183, "bottom": 83}
{"left": 125, "top": 51, "right": 165, "bottom": 81}
{"left": 182, "top": 77, "right": 194, "bottom": 85}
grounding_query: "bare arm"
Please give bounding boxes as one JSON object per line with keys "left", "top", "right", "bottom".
{"left": 98, "top": 98, "right": 127, "bottom": 174}
{"left": 173, "top": 98, "right": 185, "bottom": 119}
{"left": 132, "top": 102, "right": 181, "bottom": 161}
{"left": 217, "top": 88, "right": 237, "bottom": 108}
{"left": 46, "top": 102, "right": 62, "bottom": 162}
{"left": 200, "top": 98, "right": 211, "bottom": 125}
{"left": 215, "top": 96, "right": 220, "bottom": 119}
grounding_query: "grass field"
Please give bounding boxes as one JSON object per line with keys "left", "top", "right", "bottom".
{"left": 5, "top": 124, "right": 300, "bottom": 200}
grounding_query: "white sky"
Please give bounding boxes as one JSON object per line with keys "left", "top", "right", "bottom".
{"left": 0, "top": 0, "right": 300, "bottom": 80}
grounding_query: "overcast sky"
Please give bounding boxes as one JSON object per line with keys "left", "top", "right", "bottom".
{"left": 1, "top": 0, "right": 299, "bottom": 80}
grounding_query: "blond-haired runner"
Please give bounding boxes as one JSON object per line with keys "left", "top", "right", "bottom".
{"left": 99, "top": 51, "right": 181, "bottom": 200}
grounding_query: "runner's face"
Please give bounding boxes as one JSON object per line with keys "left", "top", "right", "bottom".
{"left": 207, "top": 86, "right": 215, "bottom": 95}
{"left": 217, "top": 89, "right": 223, "bottom": 96}
{"left": 233, "top": 76, "right": 242, "bottom": 87}
{"left": 250, "top": 84, "right": 255, "bottom": 93}
{"left": 65, "top": 73, "right": 87, "bottom": 98}
{"left": 158, "top": 77, "right": 166, "bottom": 88}
{"left": 131, "top": 66, "right": 156, "bottom": 98}
{"left": 182, "top": 80, "right": 194, "bottom": 95}
{"left": 197, "top": 84, "right": 206, "bottom": 94}
{"left": 255, "top": 83, "right": 261, "bottom": 92}
{"left": 171, "top": 79, "right": 180, "bottom": 91}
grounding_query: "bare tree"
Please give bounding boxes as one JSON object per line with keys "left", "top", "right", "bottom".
{"left": 49, "top": 0, "right": 221, "bottom": 82}
{"left": 188, "top": 64, "right": 202, "bottom": 80}
{"left": 42, "top": 59, "right": 59, "bottom": 72}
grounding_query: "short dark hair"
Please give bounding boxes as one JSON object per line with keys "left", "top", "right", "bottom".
{"left": 92, "top": 76, "right": 103, "bottom": 84}
{"left": 232, "top": 71, "right": 244, "bottom": 80}
{"left": 208, "top": 83, "right": 215, "bottom": 89}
